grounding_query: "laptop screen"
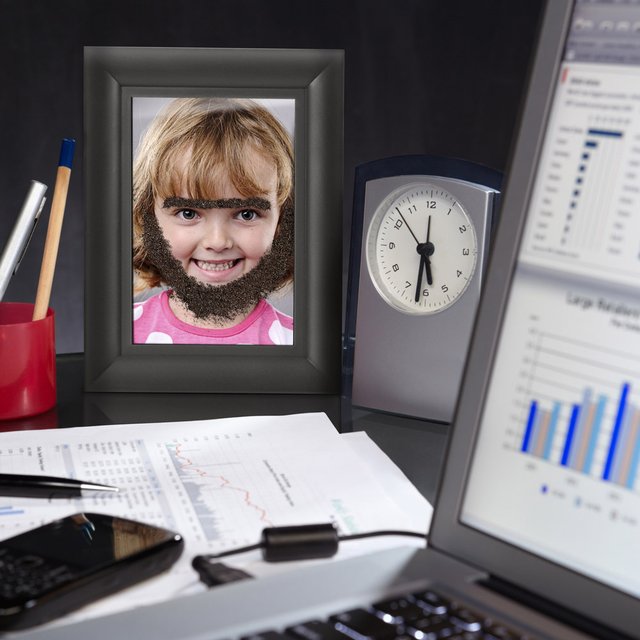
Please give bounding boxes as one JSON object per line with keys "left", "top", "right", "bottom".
{"left": 460, "top": 0, "right": 640, "bottom": 600}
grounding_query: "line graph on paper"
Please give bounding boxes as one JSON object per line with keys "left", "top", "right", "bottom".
{"left": 160, "top": 432, "right": 321, "bottom": 548}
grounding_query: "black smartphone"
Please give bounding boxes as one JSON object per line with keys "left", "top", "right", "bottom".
{"left": 0, "top": 512, "right": 184, "bottom": 631}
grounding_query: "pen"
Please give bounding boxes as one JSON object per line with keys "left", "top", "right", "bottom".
{"left": 0, "top": 181, "right": 48, "bottom": 302}
{"left": 0, "top": 474, "right": 119, "bottom": 499}
{"left": 32, "top": 138, "right": 75, "bottom": 321}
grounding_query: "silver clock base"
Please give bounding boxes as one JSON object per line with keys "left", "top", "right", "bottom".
{"left": 350, "top": 173, "right": 498, "bottom": 423}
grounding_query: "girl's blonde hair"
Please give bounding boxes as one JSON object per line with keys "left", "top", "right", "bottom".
{"left": 133, "top": 97, "right": 294, "bottom": 290}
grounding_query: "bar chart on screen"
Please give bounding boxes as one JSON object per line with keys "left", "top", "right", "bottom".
{"left": 513, "top": 324, "right": 640, "bottom": 493}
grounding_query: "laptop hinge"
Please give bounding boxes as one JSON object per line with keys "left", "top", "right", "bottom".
{"left": 479, "top": 575, "right": 633, "bottom": 640}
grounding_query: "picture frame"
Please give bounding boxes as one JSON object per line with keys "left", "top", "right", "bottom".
{"left": 83, "top": 47, "right": 344, "bottom": 393}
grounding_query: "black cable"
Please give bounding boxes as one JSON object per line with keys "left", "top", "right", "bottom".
{"left": 204, "top": 541, "right": 263, "bottom": 559}
{"left": 339, "top": 530, "right": 428, "bottom": 542}
{"left": 192, "top": 523, "right": 428, "bottom": 586}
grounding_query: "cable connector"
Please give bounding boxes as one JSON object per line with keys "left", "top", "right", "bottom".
{"left": 192, "top": 559, "right": 254, "bottom": 587}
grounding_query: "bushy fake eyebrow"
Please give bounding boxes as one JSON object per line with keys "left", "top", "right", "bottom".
{"left": 163, "top": 196, "right": 271, "bottom": 210}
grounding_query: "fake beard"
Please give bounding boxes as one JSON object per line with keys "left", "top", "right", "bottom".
{"left": 140, "top": 203, "right": 294, "bottom": 321}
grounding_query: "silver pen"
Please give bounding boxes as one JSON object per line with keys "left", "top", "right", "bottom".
{"left": 0, "top": 180, "right": 48, "bottom": 301}
{"left": 0, "top": 474, "right": 120, "bottom": 499}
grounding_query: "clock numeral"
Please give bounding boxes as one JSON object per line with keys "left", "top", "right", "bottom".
{"left": 422, "top": 289, "right": 429, "bottom": 298}
{"left": 441, "top": 285, "right": 449, "bottom": 293}
{"left": 457, "top": 270, "right": 463, "bottom": 278}
{"left": 462, "top": 248, "right": 470, "bottom": 256}
{"left": 404, "top": 281, "right": 411, "bottom": 289}
{"left": 388, "top": 241, "right": 396, "bottom": 249}
{"left": 392, "top": 264, "right": 400, "bottom": 272}
{"left": 425, "top": 201, "right": 436, "bottom": 209}
{"left": 459, "top": 224, "right": 467, "bottom": 233}
{"left": 394, "top": 219, "right": 403, "bottom": 230}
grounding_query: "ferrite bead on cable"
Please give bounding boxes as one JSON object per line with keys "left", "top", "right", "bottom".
{"left": 261, "top": 523, "right": 339, "bottom": 562}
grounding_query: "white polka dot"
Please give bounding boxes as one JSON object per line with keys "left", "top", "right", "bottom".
{"left": 268, "top": 320, "right": 294, "bottom": 345}
{"left": 146, "top": 331, "right": 173, "bottom": 344}
{"left": 133, "top": 304, "right": 143, "bottom": 321}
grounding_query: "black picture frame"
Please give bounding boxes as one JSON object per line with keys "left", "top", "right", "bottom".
{"left": 83, "top": 47, "right": 344, "bottom": 393}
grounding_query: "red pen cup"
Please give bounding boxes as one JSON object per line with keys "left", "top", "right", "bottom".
{"left": 0, "top": 302, "right": 56, "bottom": 421}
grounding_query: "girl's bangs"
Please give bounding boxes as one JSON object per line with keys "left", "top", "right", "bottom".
{"left": 151, "top": 139, "right": 275, "bottom": 202}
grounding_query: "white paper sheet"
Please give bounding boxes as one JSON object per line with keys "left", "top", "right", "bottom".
{"left": 0, "top": 413, "right": 431, "bottom": 631}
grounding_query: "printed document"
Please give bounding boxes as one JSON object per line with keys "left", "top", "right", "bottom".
{"left": 0, "top": 413, "right": 431, "bottom": 628}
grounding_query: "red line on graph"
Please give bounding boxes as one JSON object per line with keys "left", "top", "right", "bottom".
{"left": 173, "top": 443, "right": 272, "bottom": 525}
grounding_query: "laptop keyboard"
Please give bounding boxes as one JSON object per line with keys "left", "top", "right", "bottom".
{"left": 241, "top": 589, "right": 527, "bottom": 640}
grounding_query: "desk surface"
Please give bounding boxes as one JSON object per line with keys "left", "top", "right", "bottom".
{"left": 0, "top": 354, "right": 449, "bottom": 504}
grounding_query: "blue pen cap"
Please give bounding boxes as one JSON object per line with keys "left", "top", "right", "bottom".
{"left": 58, "top": 138, "right": 76, "bottom": 169}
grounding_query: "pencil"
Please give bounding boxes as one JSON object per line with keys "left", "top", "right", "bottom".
{"left": 32, "top": 138, "right": 75, "bottom": 321}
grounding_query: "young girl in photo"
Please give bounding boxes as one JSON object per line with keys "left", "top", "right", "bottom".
{"left": 132, "top": 97, "right": 295, "bottom": 345}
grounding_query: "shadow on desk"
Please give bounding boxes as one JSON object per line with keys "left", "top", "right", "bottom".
{"left": 0, "top": 354, "right": 341, "bottom": 432}
{"left": 0, "top": 353, "right": 449, "bottom": 504}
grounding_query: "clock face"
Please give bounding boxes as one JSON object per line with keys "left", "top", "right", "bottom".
{"left": 366, "top": 182, "right": 478, "bottom": 315}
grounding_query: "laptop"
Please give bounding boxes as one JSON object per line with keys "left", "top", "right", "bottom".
{"left": 20, "top": 1, "right": 639, "bottom": 638}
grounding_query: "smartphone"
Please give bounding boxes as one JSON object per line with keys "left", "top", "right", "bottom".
{"left": 0, "top": 512, "right": 184, "bottom": 631}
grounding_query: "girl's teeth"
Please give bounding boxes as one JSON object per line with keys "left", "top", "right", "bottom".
{"left": 197, "top": 260, "right": 235, "bottom": 272}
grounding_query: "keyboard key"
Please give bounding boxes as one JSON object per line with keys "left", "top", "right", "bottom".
{"left": 330, "top": 608, "right": 397, "bottom": 640}
{"left": 286, "top": 619, "right": 350, "bottom": 640}
{"left": 411, "top": 591, "right": 449, "bottom": 615}
{"left": 406, "top": 615, "right": 457, "bottom": 640}
{"left": 448, "top": 608, "right": 482, "bottom": 633}
{"left": 371, "top": 597, "right": 427, "bottom": 623}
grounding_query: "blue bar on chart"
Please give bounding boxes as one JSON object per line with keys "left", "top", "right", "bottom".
{"left": 561, "top": 404, "right": 581, "bottom": 466}
{"left": 521, "top": 401, "right": 538, "bottom": 454}
{"left": 520, "top": 381, "right": 640, "bottom": 491}
{"left": 586, "top": 128, "right": 624, "bottom": 138}
{"left": 582, "top": 395, "right": 607, "bottom": 475}
{"left": 602, "top": 383, "right": 630, "bottom": 481}
{"left": 521, "top": 400, "right": 560, "bottom": 461}
{"left": 566, "top": 389, "right": 603, "bottom": 472}
{"left": 602, "top": 383, "right": 640, "bottom": 489}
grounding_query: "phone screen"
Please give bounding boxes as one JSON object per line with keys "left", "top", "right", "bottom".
{"left": 0, "top": 512, "right": 183, "bottom": 630}
{"left": 7, "top": 513, "right": 173, "bottom": 568}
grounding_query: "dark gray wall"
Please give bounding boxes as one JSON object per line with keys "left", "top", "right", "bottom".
{"left": 0, "top": 0, "right": 543, "bottom": 353}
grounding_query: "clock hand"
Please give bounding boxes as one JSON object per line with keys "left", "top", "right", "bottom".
{"left": 415, "top": 216, "right": 434, "bottom": 299}
{"left": 397, "top": 209, "right": 435, "bottom": 287}
{"left": 415, "top": 251, "right": 426, "bottom": 303}
{"left": 425, "top": 215, "right": 433, "bottom": 286}
{"left": 395, "top": 209, "right": 420, "bottom": 245}
{"left": 424, "top": 252, "right": 433, "bottom": 286}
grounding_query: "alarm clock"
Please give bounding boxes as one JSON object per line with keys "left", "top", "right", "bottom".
{"left": 343, "top": 155, "right": 502, "bottom": 423}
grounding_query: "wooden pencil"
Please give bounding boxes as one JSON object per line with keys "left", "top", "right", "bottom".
{"left": 32, "top": 138, "right": 75, "bottom": 321}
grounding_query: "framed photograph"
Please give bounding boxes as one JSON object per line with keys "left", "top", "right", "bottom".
{"left": 84, "top": 47, "right": 344, "bottom": 393}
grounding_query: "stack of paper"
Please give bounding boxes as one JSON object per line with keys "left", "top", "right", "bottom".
{"left": 0, "top": 412, "right": 432, "bottom": 629}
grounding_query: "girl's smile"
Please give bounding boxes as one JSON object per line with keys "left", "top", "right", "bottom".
{"left": 195, "top": 258, "right": 238, "bottom": 272}
{"left": 191, "top": 257, "right": 244, "bottom": 283}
